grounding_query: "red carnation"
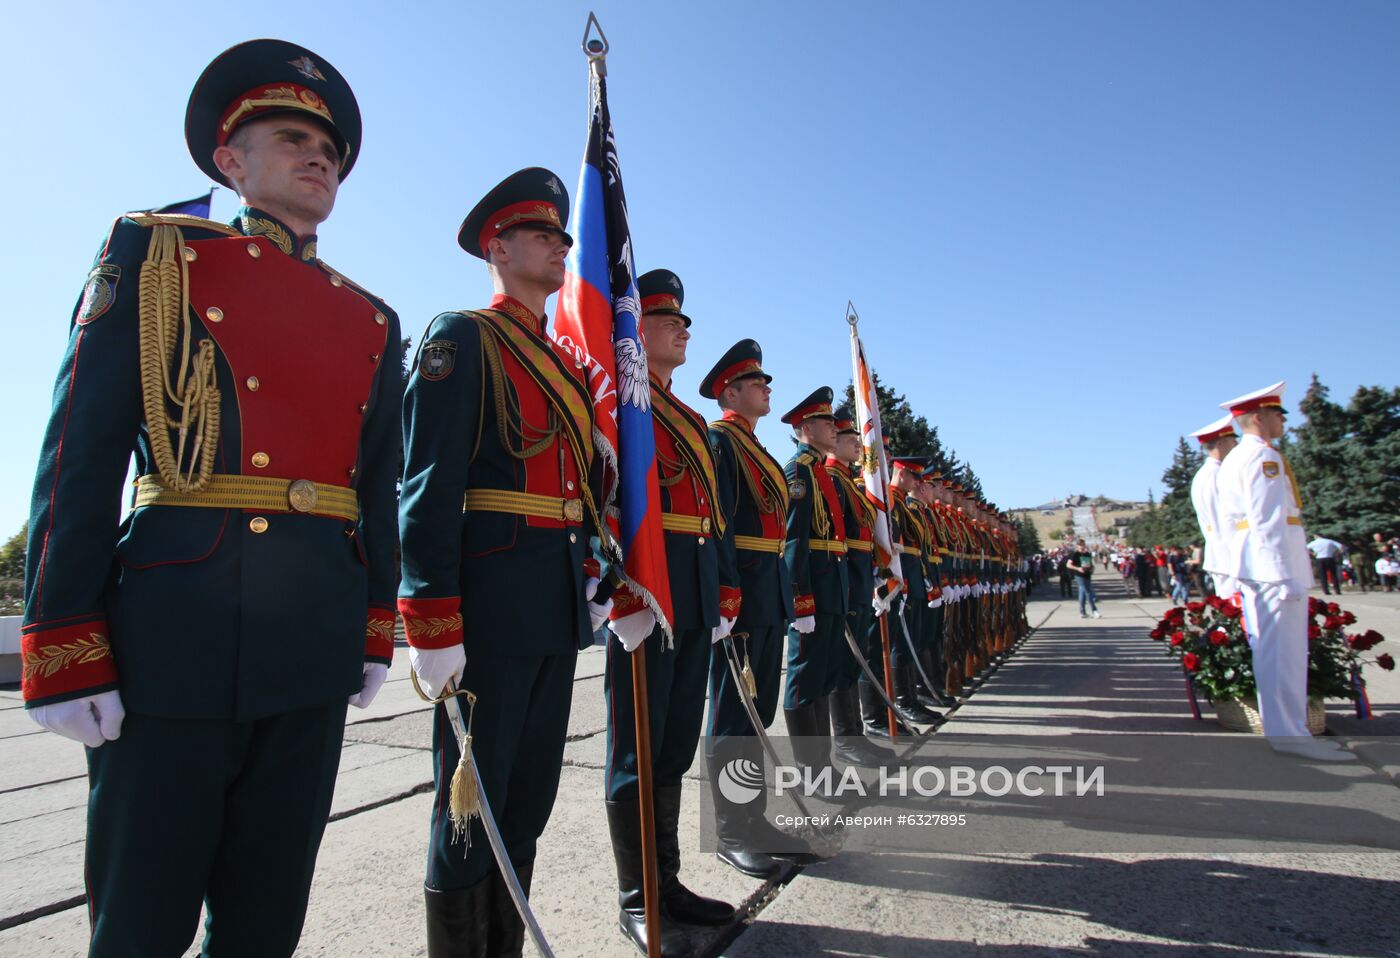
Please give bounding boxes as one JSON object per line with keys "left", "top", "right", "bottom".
{"left": 1340, "top": 611, "right": 1357, "bottom": 626}
{"left": 1209, "top": 629, "right": 1228, "bottom": 646}
{"left": 1323, "top": 615, "right": 1343, "bottom": 630}
{"left": 1149, "top": 628, "right": 1165, "bottom": 640}
{"left": 1309, "top": 597, "right": 1326, "bottom": 615}
{"left": 1327, "top": 602, "right": 1340, "bottom": 615}
{"left": 1187, "top": 601, "right": 1205, "bottom": 613}
{"left": 1182, "top": 653, "right": 1199, "bottom": 671}
{"left": 1206, "top": 595, "right": 1225, "bottom": 611}
{"left": 1378, "top": 653, "right": 1396, "bottom": 671}
{"left": 1220, "top": 604, "right": 1242, "bottom": 619}
{"left": 1308, "top": 624, "right": 1321, "bottom": 641}
{"left": 1170, "top": 632, "right": 1185, "bottom": 647}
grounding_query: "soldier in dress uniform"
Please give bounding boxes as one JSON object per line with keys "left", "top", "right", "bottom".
{"left": 824, "top": 407, "right": 894, "bottom": 765}
{"left": 865, "top": 457, "right": 940, "bottom": 734}
{"left": 778, "top": 387, "right": 848, "bottom": 772}
{"left": 701, "top": 340, "right": 808, "bottom": 878}
{"left": 1215, "top": 382, "right": 1355, "bottom": 762}
{"left": 398, "top": 168, "right": 616, "bottom": 955}
{"left": 20, "top": 40, "right": 400, "bottom": 956}
{"left": 602, "top": 269, "right": 733, "bottom": 958}
{"left": 914, "top": 468, "right": 956, "bottom": 708}
{"left": 1189, "top": 413, "right": 1238, "bottom": 597}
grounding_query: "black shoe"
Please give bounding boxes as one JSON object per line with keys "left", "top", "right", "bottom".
{"left": 605, "top": 800, "right": 695, "bottom": 957}
{"left": 653, "top": 784, "right": 735, "bottom": 926}
{"left": 425, "top": 878, "right": 491, "bottom": 958}
{"left": 487, "top": 861, "right": 531, "bottom": 958}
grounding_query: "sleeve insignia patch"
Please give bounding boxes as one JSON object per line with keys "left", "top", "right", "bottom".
{"left": 76, "top": 264, "right": 120, "bottom": 325}
{"left": 1261, "top": 461, "right": 1280, "bottom": 479}
{"left": 418, "top": 340, "right": 457, "bottom": 381}
{"left": 789, "top": 479, "right": 807, "bottom": 500}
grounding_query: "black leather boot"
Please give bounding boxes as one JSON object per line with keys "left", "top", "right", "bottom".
{"left": 487, "top": 861, "right": 531, "bottom": 958}
{"left": 916, "top": 649, "right": 956, "bottom": 708}
{"left": 896, "top": 663, "right": 942, "bottom": 724}
{"left": 830, "top": 684, "right": 895, "bottom": 766}
{"left": 425, "top": 877, "right": 490, "bottom": 958}
{"left": 707, "top": 751, "right": 785, "bottom": 878}
{"left": 605, "top": 800, "right": 694, "bottom": 957}
{"left": 654, "top": 784, "right": 735, "bottom": 926}
{"left": 782, "top": 701, "right": 825, "bottom": 773}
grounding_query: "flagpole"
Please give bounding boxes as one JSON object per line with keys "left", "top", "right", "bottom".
{"left": 581, "top": 16, "right": 661, "bottom": 958}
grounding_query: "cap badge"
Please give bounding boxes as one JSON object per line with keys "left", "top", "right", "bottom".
{"left": 288, "top": 56, "right": 326, "bottom": 81}
{"left": 547, "top": 176, "right": 563, "bottom": 195}
{"left": 669, "top": 275, "right": 681, "bottom": 289}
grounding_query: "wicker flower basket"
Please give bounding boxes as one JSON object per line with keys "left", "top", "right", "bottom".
{"left": 1211, "top": 696, "right": 1327, "bottom": 735}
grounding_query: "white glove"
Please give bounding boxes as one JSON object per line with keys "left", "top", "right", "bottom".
{"left": 31, "top": 690, "right": 125, "bottom": 748}
{"left": 711, "top": 615, "right": 737, "bottom": 644}
{"left": 585, "top": 576, "right": 614, "bottom": 632}
{"left": 409, "top": 645, "right": 466, "bottom": 699}
{"left": 961, "top": 585, "right": 972, "bottom": 600}
{"left": 872, "top": 590, "right": 893, "bottom": 615}
{"left": 928, "top": 596, "right": 942, "bottom": 609}
{"left": 348, "top": 662, "right": 389, "bottom": 709}
{"left": 942, "top": 586, "right": 955, "bottom": 603}
{"left": 794, "top": 615, "right": 816, "bottom": 634}
{"left": 609, "top": 609, "right": 656, "bottom": 652}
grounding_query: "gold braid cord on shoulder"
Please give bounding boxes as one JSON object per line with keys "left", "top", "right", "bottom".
{"left": 139, "top": 224, "right": 220, "bottom": 493}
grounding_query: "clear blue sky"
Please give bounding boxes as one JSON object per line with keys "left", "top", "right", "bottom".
{"left": 4, "top": 1, "right": 1398, "bottom": 538}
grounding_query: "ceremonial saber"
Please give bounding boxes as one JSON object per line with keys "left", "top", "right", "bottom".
{"left": 843, "top": 624, "right": 924, "bottom": 738}
{"left": 894, "top": 602, "right": 943, "bottom": 709}
{"left": 718, "top": 634, "right": 832, "bottom": 830}
{"left": 428, "top": 677, "right": 556, "bottom": 958}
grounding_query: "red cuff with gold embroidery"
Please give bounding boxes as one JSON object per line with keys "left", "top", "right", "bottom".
{"left": 612, "top": 585, "right": 645, "bottom": 619}
{"left": 365, "top": 606, "right": 396, "bottom": 664}
{"left": 21, "top": 615, "right": 119, "bottom": 706}
{"left": 719, "top": 586, "right": 742, "bottom": 619}
{"left": 397, "top": 597, "right": 464, "bottom": 650}
{"left": 793, "top": 593, "right": 816, "bottom": 617}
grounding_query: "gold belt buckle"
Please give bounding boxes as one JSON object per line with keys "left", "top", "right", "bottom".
{"left": 563, "top": 499, "right": 584, "bottom": 523}
{"left": 701, "top": 517, "right": 712, "bottom": 534}
{"left": 288, "top": 479, "right": 319, "bottom": 513}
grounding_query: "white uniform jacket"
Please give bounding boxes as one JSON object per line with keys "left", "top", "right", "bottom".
{"left": 1215, "top": 434, "right": 1313, "bottom": 587}
{"left": 1189, "top": 458, "right": 1226, "bottom": 576}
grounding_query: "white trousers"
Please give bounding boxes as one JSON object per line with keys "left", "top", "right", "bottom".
{"left": 1239, "top": 581, "right": 1310, "bottom": 738}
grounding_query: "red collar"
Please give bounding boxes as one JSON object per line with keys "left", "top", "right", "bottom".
{"left": 489, "top": 294, "right": 543, "bottom": 334}
{"left": 721, "top": 409, "right": 755, "bottom": 433}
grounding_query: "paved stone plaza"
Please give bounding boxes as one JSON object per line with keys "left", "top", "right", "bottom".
{"left": 4, "top": 574, "right": 1398, "bottom": 957}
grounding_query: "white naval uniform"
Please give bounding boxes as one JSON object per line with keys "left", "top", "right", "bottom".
{"left": 1189, "top": 457, "right": 1234, "bottom": 594}
{"left": 1216, "top": 433, "right": 1314, "bottom": 738}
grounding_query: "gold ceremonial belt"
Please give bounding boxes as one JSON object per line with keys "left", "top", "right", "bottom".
{"left": 734, "top": 534, "right": 784, "bottom": 554}
{"left": 939, "top": 548, "right": 952, "bottom": 556}
{"left": 846, "top": 540, "right": 873, "bottom": 553}
{"left": 1235, "top": 518, "right": 1302, "bottom": 529}
{"left": 902, "top": 547, "right": 923, "bottom": 558}
{"left": 464, "top": 488, "right": 585, "bottom": 524}
{"left": 134, "top": 474, "right": 359, "bottom": 521}
{"left": 810, "top": 539, "right": 848, "bottom": 554}
{"left": 661, "top": 513, "right": 713, "bottom": 535}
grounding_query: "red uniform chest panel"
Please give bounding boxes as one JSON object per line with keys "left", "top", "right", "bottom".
{"left": 186, "top": 236, "right": 387, "bottom": 487}
{"left": 495, "top": 342, "right": 583, "bottom": 529}
{"left": 654, "top": 420, "right": 709, "bottom": 519}
{"left": 741, "top": 453, "right": 784, "bottom": 540}
{"left": 812, "top": 465, "right": 846, "bottom": 541}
